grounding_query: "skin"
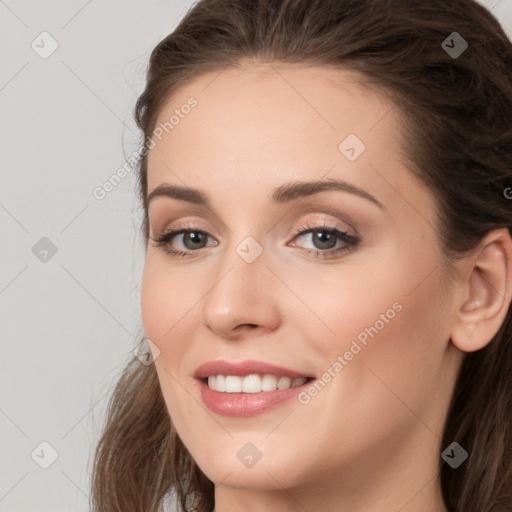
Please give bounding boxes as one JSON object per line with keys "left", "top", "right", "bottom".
{"left": 140, "top": 62, "right": 512, "bottom": 512}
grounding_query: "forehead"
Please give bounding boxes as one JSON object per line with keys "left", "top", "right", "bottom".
{"left": 145, "top": 63, "right": 423, "bottom": 213}
{"left": 149, "top": 64, "right": 397, "bottom": 164}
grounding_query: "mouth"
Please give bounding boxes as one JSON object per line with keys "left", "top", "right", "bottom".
{"left": 197, "top": 374, "right": 317, "bottom": 418}
{"left": 193, "top": 360, "right": 316, "bottom": 416}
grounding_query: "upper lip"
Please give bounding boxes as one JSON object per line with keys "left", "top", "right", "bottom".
{"left": 194, "top": 360, "right": 314, "bottom": 380}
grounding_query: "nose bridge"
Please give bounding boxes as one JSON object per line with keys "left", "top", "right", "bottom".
{"left": 213, "top": 214, "right": 269, "bottom": 286}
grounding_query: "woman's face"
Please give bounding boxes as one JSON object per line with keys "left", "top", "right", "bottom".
{"left": 141, "top": 63, "right": 463, "bottom": 506}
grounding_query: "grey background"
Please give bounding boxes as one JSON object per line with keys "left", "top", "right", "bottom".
{"left": 0, "top": 1, "right": 511, "bottom": 511}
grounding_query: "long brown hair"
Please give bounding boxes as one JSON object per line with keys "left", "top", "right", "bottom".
{"left": 89, "top": 1, "right": 512, "bottom": 510}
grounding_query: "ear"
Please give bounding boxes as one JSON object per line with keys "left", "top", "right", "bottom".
{"left": 451, "top": 228, "right": 512, "bottom": 353}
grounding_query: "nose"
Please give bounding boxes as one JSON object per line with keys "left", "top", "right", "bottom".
{"left": 201, "top": 241, "right": 281, "bottom": 339}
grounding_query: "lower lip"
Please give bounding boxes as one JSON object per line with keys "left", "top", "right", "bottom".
{"left": 197, "top": 378, "right": 314, "bottom": 417}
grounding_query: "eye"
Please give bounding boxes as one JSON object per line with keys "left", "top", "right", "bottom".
{"left": 149, "top": 220, "right": 360, "bottom": 260}
{"left": 149, "top": 221, "right": 217, "bottom": 258}
{"left": 288, "top": 221, "right": 360, "bottom": 259}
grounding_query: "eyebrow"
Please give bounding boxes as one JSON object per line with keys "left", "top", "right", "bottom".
{"left": 146, "top": 178, "right": 384, "bottom": 209}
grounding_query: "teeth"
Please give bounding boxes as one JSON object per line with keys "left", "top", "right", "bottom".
{"left": 206, "top": 374, "right": 308, "bottom": 393}
{"left": 215, "top": 375, "right": 226, "bottom": 392}
{"left": 262, "top": 374, "right": 277, "bottom": 391}
{"left": 277, "top": 376, "right": 292, "bottom": 389}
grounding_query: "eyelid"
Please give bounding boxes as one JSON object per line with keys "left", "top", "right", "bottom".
{"left": 283, "top": 204, "right": 360, "bottom": 235}
{"left": 150, "top": 218, "right": 211, "bottom": 239}
{"left": 285, "top": 212, "right": 359, "bottom": 242}
{"left": 149, "top": 200, "right": 361, "bottom": 230}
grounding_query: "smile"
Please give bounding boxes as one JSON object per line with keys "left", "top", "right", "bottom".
{"left": 197, "top": 376, "right": 316, "bottom": 418}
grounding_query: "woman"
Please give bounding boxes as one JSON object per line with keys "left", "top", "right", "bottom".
{"left": 90, "top": 0, "right": 512, "bottom": 511}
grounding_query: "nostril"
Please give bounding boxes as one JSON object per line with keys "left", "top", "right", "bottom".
{"left": 235, "top": 324, "right": 259, "bottom": 332}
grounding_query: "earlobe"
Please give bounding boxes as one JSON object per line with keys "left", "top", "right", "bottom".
{"left": 450, "top": 228, "right": 512, "bottom": 353}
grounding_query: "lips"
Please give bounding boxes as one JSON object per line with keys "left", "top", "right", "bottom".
{"left": 193, "top": 359, "right": 314, "bottom": 380}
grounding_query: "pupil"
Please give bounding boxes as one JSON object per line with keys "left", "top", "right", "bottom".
{"left": 313, "top": 230, "right": 336, "bottom": 249}
{"left": 185, "top": 231, "right": 205, "bottom": 249}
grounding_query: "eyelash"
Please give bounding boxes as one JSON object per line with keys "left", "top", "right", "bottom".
{"left": 149, "top": 220, "right": 360, "bottom": 260}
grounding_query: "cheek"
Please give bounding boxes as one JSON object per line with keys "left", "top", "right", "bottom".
{"left": 140, "top": 262, "right": 196, "bottom": 430}
{"left": 140, "top": 258, "right": 186, "bottom": 344}
{"left": 308, "top": 244, "right": 447, "bottom": 397}
{"left": 140, "top": 257, "right": 203, "bottom": 398}
{"left": 140, "top": 265, "right": 163, "bottom": 343}
{"left": 288, "top": 264, "right": 449, "bottom": 474}
{"left": 319, "top": 263, "right": 449, "bottom": 434}
{"left": 294, "top": 252, "right": 407, "bottom": 350}
{"left": 361, "top": 270, "right": 450, "bottom": 404}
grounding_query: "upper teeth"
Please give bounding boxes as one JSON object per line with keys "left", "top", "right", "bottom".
{"left": 207, "top": 374, "right": 308, "bottom": 393}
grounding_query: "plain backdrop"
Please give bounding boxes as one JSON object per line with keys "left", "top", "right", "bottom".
{"left": 1, "top": 1, "right": 511, "bottom": 510}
